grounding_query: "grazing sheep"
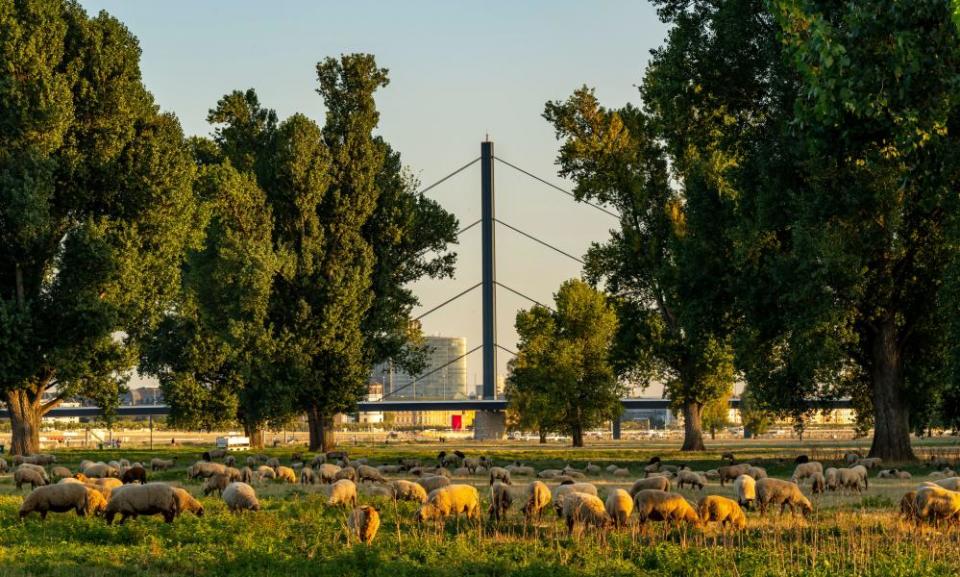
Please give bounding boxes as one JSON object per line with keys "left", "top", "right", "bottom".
{"left": 187, "top": 461, "right": 227, "bottom": 480}
{"left": 328, "top": 479, "right": 359, "bottom": 508}
{"left": 265, "top": 457, "right": 281, "bottom": 470}
{"left": 15, "top": 468, "right": 47, "bottom": 490}
{"left": 643, "top": 462, "right": 661, "bottom": 477}
{"left": 746, "top": 466, "right": 768, "bottom": 480}
{"left": 844, "top": 452, "right": 861, "bottom": 465}
{"left": 83, "top": 463, "right": 120, "bottom": 479}
{"left": 415, "top": 484, "right": 481, "bottom": 526}
{"left": 316, "top": 463, "right": 341, "bottom": 484}
{"left": 538, "top": 469, "right": 563, "bottom": 479}
{"left": 300, "top": 466, "right": 316, "bottom": 485}
{"left": 479, "top": 456, "right": 494, "bottom": 470}
{"left": 698, "top": 495, "right": 746, "bottom": 530}
{"left": 633, "top": 490, "right": 701, "bottom": 527}
{"left": 105, "top": 483, "right": 180, "bottom": 525}
{"left": 50, "top": 466, "right": 72, "bottom": 481}
{"left": 835, "top": 466, "right": 868, "bottom": 493}
{"left": 488, "top": 481, "right": 514, "bottom": 521}
{"left": 629, "top": 476, "right": 671, "bottom": 497}
{"left": 522, "top": 481, "right": 552, "bottom": 522}
{"left": 276, "top": 466, "right": 297, "bottom": 483}
{"left": 255, "top": 466, "right": 276, "bottom": 482}
{"left": 18, "top": 454, "right": 56, "bottom": 466}
{"left": 335, "top": 466, "right": 357, "bottom": 483}
{"left": 552, "top": 483, "right": 599, "bottom": 516}
{"left": 704, "top": 469, "right": 720, "bottom": 481}
{"left": 721, "top": 452, "right": 736, "bottom": 464}
{"left": 451, "top": 467, "right": 470, "bottom": 476}
{"left": 224, "top": 456, "right": 236, "bottom": 467}
{"left": 677, "top": 470, "right": 706, "bottom": 490}
{"left": 417, "top": 475, "right": 451, "bottom": 494}
{"left": 356, "top": 465, "right": 385, "bottom": 483}
{"left": 203, "top": 473, "right": 231, "bottom": 497}
{"left": 811, "top": 472, "right": 826, "bottom": 494}
{"left": 172, "top": 488, "right": 204, "bottom": 518}
{"left": 489, "top": 467, "right": 512, "bottom": 485}
{"left": 929, "top": 470, "right": 956, "bottom": 479}
{"left": 605, "top": 488, "right": 634, "bottom": 528}
{"left": 857, "top": 457, "right": 882, "bottom": 470}
{"left": 378, "top": 464, "right": 402, "bottom": 475}
{"left": 19, "top": 483, "right": 94, "bottom": 520}
{"left": 563, "top": 492, "right": 611, "bottom": 536}
{"left": 85, "top": 478, "right": 123, "bottom": 500}
{"left": 310, "top": 454, "right": 327, "bottom": 468}
{"left": 717, "top": 463, "right": 752, "bottom": 486}
{"left": 585, "top": 463, "right": 601, "bottom": 475}
{"left": 463, "top": 457, "right": 481, "bottom": 473}
{"left": 391, "top": 480, "right": 429, "bottom": 503}
{"left": 151, "top": 457, "right": 177, "bottom": 472}
{"left": 791, "top": 462, "right": 824, "bottom": 485}
{"left": 239, "top": 466, "right": 255, "bottom": 484}
{"left": 348, "top": 505, "right": 380, "bottom": 544}
{"left": 734, "top": 474, "right": 756, "bottom": 509}
{"left": 203, "top": 448, "right": 227, "bottom": 462}
{"left": 247, "top": 456, "right": 258, "bottom": 468}
{"left": 914, "top": 484, "right": 960, "bottom": 525}
{"left": 900, "top": 490, "right": 919, "bottom": 520}
{"left": 824, "top": 467, "right": 839, "bottom": 491}
{"left": 506, "top": 464, "right": 535, "bottom": 476}
{"left": 612, "top": 468, "right": 630, "bottom": 477}
{"left": 18, "top": 463, "right": 50, "bottom": 481}
{"left": 121, "top": 464, "right": 147, "bottom": 485}
{"left": 223, "top": 482, "right": 260, "bottom": 512}
{"left": 756, "top": 478, "right": 813, "bottom": 516}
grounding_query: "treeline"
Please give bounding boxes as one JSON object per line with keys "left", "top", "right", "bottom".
{"left": 0, "top": 1, "right": 457, "bottom": 453}
{"left": 507, "top": 0, "right": 960, "bottom": 458}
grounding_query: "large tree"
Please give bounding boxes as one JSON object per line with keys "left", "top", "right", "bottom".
{"left": 506, "top": 279, "right": 622, "bottom": 447}
{"left": 0, "top": 1, "right": 199, "bottom": 454}
{"left": 544, "top": 89, "right": 737, "bottom": 451}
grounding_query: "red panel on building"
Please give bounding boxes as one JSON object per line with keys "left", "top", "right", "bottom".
{"left": 451, "top": 414, "right": 462, "bottom": 431}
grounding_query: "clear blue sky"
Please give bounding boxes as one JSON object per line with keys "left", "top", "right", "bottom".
{"left": 78, "top": 1, "right": 670, "bottom": 392}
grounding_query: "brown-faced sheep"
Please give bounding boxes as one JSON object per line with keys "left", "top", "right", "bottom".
{"left": 50, "top": 466, "right": 72, "bottom": 481}
{"left": 335, "top": 466, "right": 357, "bottom": 483}
{"left": 734, "top": 474, "right": 756, "bottom": 509}
{"left": 522, "top": 481, "right": 552, "bottom": 522}
{"left": 276, "top": 466, "right": 297, "bottom": 483}
{"left": 83, "top": 463, "right": 120, "bottom": 479}
{"left": 203, "top": 473, "right": 231, "bottom": 497}
{"left": 633, "top": 490, "right": 700, "bottom": 527}
{"left": 506, "top": 464, "right": 535, "bottom": 477}
{"left": 900, "top": 490, "right": 919, "bottom": 521}
{"left": 878, "top": 469, "right": 912, "bottom": 480}
{"left": 756, "top": 478, "right": 813, "bottom": 516}
{"left": 417, "top": 475, "right": 451, "bottom": 494}
{"left": 538, "top": 469, "right": 563, "bottom": 479}
{"left": 717, "top": 464, "right": 752, "bottom": 486}
{"left": 15, "top": 468, "right": 47, "bottom": 490}
{"left": 791, "top": 462, "right": 824, "bottom": 485}
{"left": 356, "top": 464, "right": 385, "bottom": 483}
{"left": 105, "top": 483, "right": 180, "bottom": 525}
{"left": 563, "top": 492, "right": 611, "bottom": 536}
{"left": 348, "top": 505, "right": 380, "bottom": 544}
{"left": 698, "top": 495, "right": 746, "bottom": 530}
{"left": 629, "top": 476, "right": 671, "bottom": 497}
{"left": 746, "top": 466, "right": 768, "bottom": 480}
{"left": 677, "top": 470, "right": 706, "bottom": 490}
{"left": 19, "top": 483, "right": 94, "bottom": 520}
{"left": 151, "top": 457, "right": 177, "bottom": 472}
{"left": 811, "top": 472, "right": 826, "bottom": 494}
{"left": 121, "top": 464, "right": 147, "bottom": 485}
{"left": 223, "top": 482, "right": 260, "bottom": 512}
{"left": 612, "top": 468, "right": 630, "bottom": 477}
{"left": 489, "top": 466, "right": 511, "bottom": 485}
{"left": 316, "top": 463, "right": 341, "bottom": 484}
{"left": 585, "top": 463, "right": 601, "bottom": 475}
{"left": 18, "top": 454, "right": 56, "bottom": 466}
{"left": 187, "top": 461, "right": 227, "bottom": 480}
{"left": 463, "top": 457, "right": 481, "bottom": 473}
{"left": 605, "top": 488, "right": 634, "bottom": 528}
{"left": 415, "top": 484, "right": 481, "bottom": 526}
{"left": 914, "top": 484, "right": 960, "bottom": 525}
{"left": 488, "top": 481, "right": 514, "bottom": 521}
{"left": 552, "top": 483, "right": 599, "bottom": 517}
{"left": 265, "top": 457, "right": 281, "bottom": 469}
{"left": 300, "top": 466, "right": 316, "bottom": 485}
{"left": 255, "top": 466, "right": 276, "bottom": 482}
{"left": 825, "top": 467, "right": 839, "bottom": 491}
{"left": 172, "top": 487, "right": 204, "bottom": 518}
{"left": 836, "top": 466, "right": 867, "bottom": 493}
{"left": 328, "top": 479, "right": 359, "bottom": 508}
{"left": 391, "top": 480, "right": 429, "bottom": 503}
{"left": 203, "top": 448, "right": 228, "bottom": 462}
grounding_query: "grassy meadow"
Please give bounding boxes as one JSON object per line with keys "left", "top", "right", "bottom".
{"left": 0, "top": 440, "right": 959, "bottom": 576}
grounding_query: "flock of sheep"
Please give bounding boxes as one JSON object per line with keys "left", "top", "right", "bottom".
{"left": 3, "top": 448, "right": 960, "bottom": 544}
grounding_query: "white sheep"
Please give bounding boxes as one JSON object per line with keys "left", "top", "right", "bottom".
{"left": 717, "top": 463, "right": 752, "bottom": 486}
{"left": 756, "top": 478, "right": 813, "bottom": 516}
{"left": 605, "top": 488, "right": 634, "bottom": 528}
{"left": 488, "top": 481, "right": 514, "bottom": 521}
{"left": 522, "top": 481, "right": 552, "bottom": 522}
{"left": 791, "top": 462, "right": 824, "bottom": 485}
{"left": 697, "top": 495, "right": 746, "bottom": 530}
{"left": 327, "top": 479, "right": 358, "bottom": 508}
{"left": 19, "top": 483, "right": 96, "bottom": 520}
{"left": 415, "top": 484, "right": 481, "bottom": 526}
{"left": 105, "top": 483, "right": 179, "bottom": 525}
{"left": 563, "top": 492, "right": 611, "bottom": 536}
{"left": 391, "top": 480, "right": 428, "bottom": 503}
{"left": 14, "top": 468, "right": 47, "bottom": 490}
{"left": 348, "top": 505, "right": 380, "bottom": 544}
{"left": 223, "top": 482, "right": 260, "bottom": 512}
{"left": 734, "top": 474, "right": 756, "bottom": 509}
{"left": 489, "top": 466, "right": 512, "bottom": 485}
{"left": 633, "top": 490, "right": 701, "bottom": 527}
{"left": 677, "top": 470, "right": 706, "bottom": 490}
{"left": 629, "top": 476, "right": 670, "bottom": 496}
{"left": 552, "top": 483, "right": 599, "bottom": 516}
{"left": 417, "top": 475, "right": 451, "bottom": 493}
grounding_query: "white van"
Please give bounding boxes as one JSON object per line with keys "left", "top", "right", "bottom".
{"left": 215, "top": 435, "right": 250, "bottom": 451}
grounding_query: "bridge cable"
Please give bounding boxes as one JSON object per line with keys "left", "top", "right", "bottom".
{"left": 495, "top": 281, "right": 555, "bottom": 311}
{"left": 417, "top": 157, "right": 481, "bottom": 196}
{"left": 496, "top": 344, "right": 518, "bottom": 357}
{"left": 414, "top": 282, "right": 482, "bottom": 321}
{"left": 494, "top": 219, "right": 584, "bottom": 265}
{"left": 414, "top": 219, "right": 481, "bottom": 259}
{"left": 379, "top": 345, "right": 483, "bottom": 399}
{"left": 494, "top": 156, "right": 620, "bottom": 219}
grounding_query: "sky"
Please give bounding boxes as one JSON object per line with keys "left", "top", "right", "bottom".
{"left": 78, "top": 1, "right": 671, "bottom": 393}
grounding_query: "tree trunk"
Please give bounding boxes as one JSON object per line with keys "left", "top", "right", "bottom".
{"left": 571, "top": 424, "right": 584, "bottom": 448}
{"left": 709, "top": 426, "right": 716, "bottom": 440}
{"left": 243, "top": 422, "right": 265, "bottom": 449}
{"left": 307, "top": 406, "right": 336, "bottom": 452}
{"left": 7, "top": 390, "right": 42, "bottom": 456}
{"left": 538, "top": 430, "right": 547, "bottom": 444}
{"left": 681, "top": 401, "right": 706, "bottom": 451}
{"left": 868, "top": 318, "right": 915, "bottom": 461}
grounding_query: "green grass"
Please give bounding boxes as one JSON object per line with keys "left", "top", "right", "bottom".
{"left": 1, "top": 441, "right": 959, "bottom": 576}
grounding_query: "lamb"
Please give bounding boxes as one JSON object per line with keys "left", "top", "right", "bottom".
{"left": 187, "top": 461, "right": 227, "bottom": 479}
{"left": 697, "top": 495, "right": 747, "bottom": 530}
{"left": 151, "top": 457, "right": 177, "bottom": 471}
{"left": 223, "top": 482, "right": 260, "bottom": 512}
{"left": 734, "top": 474, "right": 756, "bottom": 509}
{"left": 15, "top": 468, "right": 47, "bottom": 490}
{"left": 203, "top": 473, "right": 231, "bottom": 497}
{"left": 756, "top": 478, "right": 813, "bottom": 516}
{"left": 488, "top": 481, "right": 514, "bottom": 521}
{"left": 348, "top": 505, "right": 380, "bottom": 544}
{"left": 256, "top": 466, "right": 277, "bottom": 482}
{"left": 415, "top": 484, "right": 481, "bottom": 525}
{"left": 811, "top": 472, "right": 826, "bottom": 494}
{"left": 633, "top": 489, "right": 701, "bottom": 527}
{"left": 276, "top": 466, "right": 297, "bottom": 483}
{"left": 105, "top": 483, "right": 180, "bottom": 525}
{"left": 121, "top": 464, "right": 148, "bottom": 485}
{"left": 489, "top": 467, "right": 511, "bottom": 485}
{"left": 629, "top": 476, "right": 671, "bottom": 497}
{"left": 677, "top": 470, "right": 706, "bottom": 490}
{"left": 790, "top": 461, "right": 824, "bottom": 485}
{"left": 563, "top": 492, "right": 611, "bottom": 536}
{"left": 316, "top": 463, "right": 341, "bottom": 484}
{"left": 19, "top": 483, "right": 96, "bottom": 520}
{"left": 327, "top": 479, "right": 359, "bottom": 508}
{"left": 717, "top": 463, "right": 752, "bottom": 486}
{"left": 417, "top": 475, "right": 451, "bottom": 493}
{"left": 522, "top": 481, "right": 552, "bottom": 522}
{"left": 356, "top": 464, "right": 385, "bottom": 483}
{"left": 49, "top": 466, "right": 72, "bottom": 481}
{"left": 172, "top": 487, "right": 204, "bottom": 518}
{"left": 83, "top": 463, "right": 120, "bottom": 479}
{"left": 914, "top": 484, "right": 960, "bottom": 525}
{"left": 335, "top": 466, "right": 357, "bottom": 482}
{"left": 605, "top": 488, "right": 634, "bottom": 528}
{"left": 391, "top": 480, "right": 429, "bottom": 503}
{"left": 300, "top": 466, "right": 317, "bottom": 485}
{"left": 746, "top": 466, "right": 768, "bottom": 480}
